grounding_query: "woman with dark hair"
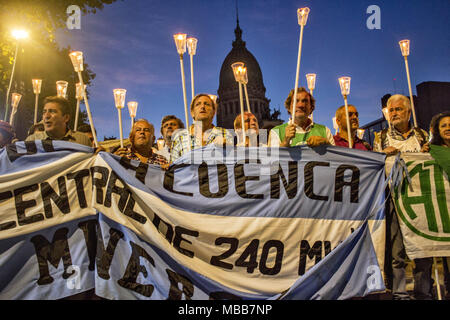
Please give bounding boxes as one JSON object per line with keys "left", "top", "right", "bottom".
{"left": 430, "top": 111, "right": 450, "bottom": 148}
{"left": 429, "top": 111, "right": 450, "bottom": 300}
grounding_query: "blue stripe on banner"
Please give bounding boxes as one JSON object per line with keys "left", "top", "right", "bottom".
{"left": 270, "top": 222, "right": 385, "bottom": 300}
{"left": 100, "top": 145, "right": 386, "bottom": 221}
{"left": 0, "top": 216, "right": 96, "bottom": 299}
{"left": 0, "top": 140, "right": 93, "bottom": 175}
{"left": 95, "top": 214, "right": 383, "bottom": 300}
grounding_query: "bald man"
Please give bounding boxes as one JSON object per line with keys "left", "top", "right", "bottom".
{"left": 333, "top": 104, "right": 371, "bottom": 150}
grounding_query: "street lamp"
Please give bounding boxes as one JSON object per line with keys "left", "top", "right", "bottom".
{"left": 32, "top": 79, "right": 42, "bottom": 124}
{"left": 231, "top": 62, "right": 247, "bottom": 146}
{"left": 306, "top": 73, "right": 316, "bottom": 122}
{"left": 338, "top": 76, "right": 353, "bottom": 148}
{"left": 4, "top": 29, "right": 28, "bottom": 122}
{"left": 187, "top": 37, "right": 198, "bottom": 102}
{"left": 241, "top": 67, "right": 251, "bottom": 113}
{"left": 398, "top": 39, "right": 418, "bottom": 128}
{"left": 113, "top": 88, "right": 127, "bottom": 148}
{"left": 290, "top": 7, "right": 310, "bottom": 125}
{"left": 127, "top": 101, "right": 138, "bottom": 129}
{"left": 173, "top": 33, "right": 189, "bottom": 131}
{"left": 69, "top": 51, "right": 99, "bottom": 147}
{"left": 56, "top": 80, "right": 69, "bottom": 98}
{"left": 9, "top": 93, "right": 22, "bottom": 127}
{"left": 74, "top": 82, "right": 86, "bottom": 131}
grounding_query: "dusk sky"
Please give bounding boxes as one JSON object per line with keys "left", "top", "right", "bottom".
{"left": 56, "top": 0, "right": 450, "bottom": 140}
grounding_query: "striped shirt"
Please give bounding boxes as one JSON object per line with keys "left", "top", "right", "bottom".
{"left": 373, "top": 126, "right": 428, "bottom": 152}
{"left": 26, "top": 129, "right": 92, "bottom": 147}
{"left": 124, "top": 146, "right": 168, "bottom": 166}
{"left": 170, "top": 125, "right": 233, "bottom": 162}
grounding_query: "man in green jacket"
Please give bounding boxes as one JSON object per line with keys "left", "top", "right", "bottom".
{"left": 268, "top": 87, "right": 335, "bottom": 147}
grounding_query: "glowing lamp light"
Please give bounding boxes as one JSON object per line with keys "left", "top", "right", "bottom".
{"left": 11, "top": 29, "right": 28, "bottom": 40}
{"left": 399, "top": 39, "right": 410, "bottom": 57}
{"left": 338, "top": 76, "right": 351, "bottom": 96}
{"left": 157, "top": 138, "right": 165, "bottom": 151}
{"left": 187, "top": 37, "right": 198, "bottom": 56}
{"left": 32, "top": 79, "right": 42, "bottom": 95}
{"left": 69, "top": 51, "right": 84, "bottom": 72}
{"left": 332, "top": 117, "right": 338, "bottom": 132}
{"left": 173, "top": 33, "right": 187, "bottom": 55}
{"left": 56, "top": 81, "right": 69, "bottom": 98}
{"left": 11, "top": 93, "right": 22, "bottom": 108}
{"left": 306, "top": 73, "right": 316, "bottom": 91}
{"left": 297, "top": 7, "right": 310, "bottom": 26}
{"left": 241, "top": 67, "right": 249, "bottom": 85}
{"left": 231, "top": 62, "right": 245, "bottom": 83}
{"left": 127, "top": 101, "right": 138, "bottom": 118}
{"left": 208, "top": 94, "right": 218, "bottom": 104}
{"left": 357, "top": 128, "right": 365, "bottom": 140}
{"left": 113, "top": 89, "right": 127, "bottom": 109}
{"left": 75, "top": 83, "right": 86, "bottom": 100}
{"left": 382, "top": 108, "right": 389, "bottom": 121}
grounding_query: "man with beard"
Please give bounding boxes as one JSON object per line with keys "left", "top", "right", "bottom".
{"left": 114, "top": 118, "right": 168, "bottom": 167}
{"left": 157, "top": 115, "right": 185, "bottom": 160}
{"left": 333, "top": 104, "right": 371, "bottom": 150}
{"left": 268, "top": 87, "right": 335, "bottom": 147}
{"left": 374, "top": 94, "right": 430, "bottom": 300}
{"left": 26, "top": 96, "right": 92, "bottom": 147}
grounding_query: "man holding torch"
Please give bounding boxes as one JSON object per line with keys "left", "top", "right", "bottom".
{"left": 114, "top": 118, "right": 168, "bottom": 168}
{"left": 170, "top": 93, "right": 233, "bottom": 162}
{"left": 333, "top": 104, "right": 371, "bottom": 150}
{"left": 269, "top": 87, "right": 334, "bottom": 147}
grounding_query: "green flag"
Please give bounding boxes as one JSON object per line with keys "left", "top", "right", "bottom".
{"left": 430, "top": 144, "right": 450, "bottom": 177}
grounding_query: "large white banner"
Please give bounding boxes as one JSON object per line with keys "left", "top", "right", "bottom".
{"left": 390, "top": 153, "right": 450, "bottom": 259}
{"left": 0, "top": 140, "right": 388, "bottom": 299}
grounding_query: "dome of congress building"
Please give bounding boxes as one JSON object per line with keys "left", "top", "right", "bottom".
{"left": 217, "top": 18, "right": 279, "bottom": 130}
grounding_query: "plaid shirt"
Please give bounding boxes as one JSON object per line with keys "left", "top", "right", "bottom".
{"left": 373, "top": 126, "right": 428, "bottom": 152}
{"left": 124, "top": 146, "right": 168, "bottom": 166}
{"left": 170, "top": 125, "right": 233, "bottom": 162}
{"left": 26, "top": 129, "right": 92, "bottom": 147}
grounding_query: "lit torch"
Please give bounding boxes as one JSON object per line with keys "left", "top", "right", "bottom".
{"left": 69, "top": 51, "right": 98, "bottom": 147}
{"left": 338, "top": 76, "right": 353, "bottom": 148}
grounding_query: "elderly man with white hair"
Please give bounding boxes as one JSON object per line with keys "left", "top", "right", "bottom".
{"left": 374, "top": 94, "right": 429, "bottom": 154}
{"left": 114, "top": 118, "right": 168, "bottom": 167}
{"left": 374, "top": 94, "right": 431, "bottom": 300}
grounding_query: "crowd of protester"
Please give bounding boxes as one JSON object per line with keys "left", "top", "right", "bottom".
{"left": 0, "top": 89, "right": 449, "bottom": 300}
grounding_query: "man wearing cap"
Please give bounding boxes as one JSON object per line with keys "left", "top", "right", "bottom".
{"left": 26, "top": 96, "right": 92, "bottom": 147}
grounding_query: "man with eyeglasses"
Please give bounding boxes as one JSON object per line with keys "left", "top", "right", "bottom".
{"left": 333, "top": 104, "right": 371, "bottom": 150}
{"left": 114, "top": 118, "right": 168, "bottom": 167}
